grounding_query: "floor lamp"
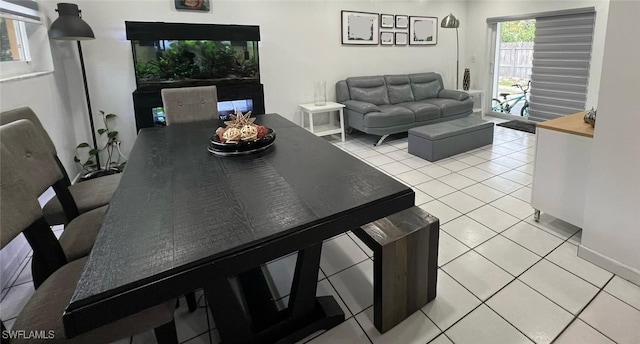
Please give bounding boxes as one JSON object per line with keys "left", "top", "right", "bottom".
{"left": 50, "top": 3, "right": 102, "bottom": 172}
{"left": 441, "top": 13, "right": 460, "bottom": 89}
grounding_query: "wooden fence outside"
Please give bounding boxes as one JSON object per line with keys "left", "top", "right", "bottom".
{"left": 499, "top": 42, "right": 534, "bottom": 79}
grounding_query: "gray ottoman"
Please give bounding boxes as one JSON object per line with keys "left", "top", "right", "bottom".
{"left": 408, "top": 117, "right": 494, "bottom": 162}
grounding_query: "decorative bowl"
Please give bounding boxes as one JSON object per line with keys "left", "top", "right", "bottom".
{"left": 208, "top": 128, "right": 276, "bottom": 156}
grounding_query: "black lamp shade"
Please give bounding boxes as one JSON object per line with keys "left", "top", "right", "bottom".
{"left": 441, "top": 14, "right": 460, "bottom": 29}
{"left": 50, "top": 3, "right": 94, "bottom": 40}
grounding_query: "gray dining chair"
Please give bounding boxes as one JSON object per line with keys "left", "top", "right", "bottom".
{"left": 0, "top": 145, "right": 179, "bottom": 344}
{"left": 0, "top": 106, "right": 121, "bottom": 226}
{"left": 0, "top": 120, "right": 106, "bottom": 288}
{"left": 161, "top": 85, "right": 219, "bottom": 125}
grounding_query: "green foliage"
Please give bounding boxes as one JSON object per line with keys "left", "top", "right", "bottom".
{"left": 0, "top": 18, "right": 15, "bottom": 61}
{"left": 75, "top": 111, "right": 127, "bottom": 173}
{"left": 135, "top": 40, "right": 258, "bottom": 82}
{"left": 501, "top": 20, "right": 536, "bottom": 42}
{"left": 135, "top": 61, "right": 161, "bottom": 80}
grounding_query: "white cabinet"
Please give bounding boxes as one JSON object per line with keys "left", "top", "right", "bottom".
{"left": 531, "top": 113, "right": 593, "bottom": 228}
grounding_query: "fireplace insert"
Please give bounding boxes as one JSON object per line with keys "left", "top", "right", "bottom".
{"left": 126, "top": 21, "right": 265, "bottom": 130}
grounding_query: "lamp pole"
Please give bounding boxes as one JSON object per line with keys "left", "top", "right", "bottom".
{"left": 455, "top": 26, "right": 459, "bottom": 90}
{"left": 441, "top": 13, "right": 461, "bottom": 89}
{"left": 50, "top": 3, "right": 101, "bottom": 170}
{"left": 76, "top": 40, "right": 100, "bottom": 169}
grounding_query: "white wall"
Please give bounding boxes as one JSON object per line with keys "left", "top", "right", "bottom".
{"left": 579, "top": 0, "right": 640, "bottom": 285}
{"left": 465, "top": 0, "right": 609, "bottom": 110}
{"left": 39, "top": 0, "right": 467, "bottom": 156}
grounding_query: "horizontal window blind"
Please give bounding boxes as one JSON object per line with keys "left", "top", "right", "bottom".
{"left": 0, "top": 0, "right": 40, "bottom": 23}
{"left": 529, "top": 11, "right": 595, "bottom": 122}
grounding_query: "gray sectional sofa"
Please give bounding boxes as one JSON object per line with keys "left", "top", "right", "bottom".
{"left": 336, "top": 73, "right": 474, "bottom": 145}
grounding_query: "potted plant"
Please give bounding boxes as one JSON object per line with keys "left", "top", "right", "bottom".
{"left": 74, "top": 110, "right": 127, "bottom": 180}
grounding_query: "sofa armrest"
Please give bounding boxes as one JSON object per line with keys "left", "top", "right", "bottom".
{"left": 342, "top": 100, "right": 381, "bottom": 114}
{"left": 438, "top": 89, "right": 470, "bottom": 101}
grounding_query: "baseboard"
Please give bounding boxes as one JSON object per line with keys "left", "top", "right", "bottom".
{"left": 578, "top": 244, "right": 640, "bottom": 286}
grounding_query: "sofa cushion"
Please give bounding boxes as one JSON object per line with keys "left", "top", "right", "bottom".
{"left": 398, "top": 102, "right": 441, "bottom": 122}
{"left": 364, "top": 105, "right": 414, "bottom": 128}
{"left": 421, "top": 98, "right": 474, "bottom": 117}
{"left": 346, "top": 76, "right": 390, "bottom": 105}
{"left": 409, "top": 73, "right": 443, "bottom": 100}
{"left": 384, "top": 75, "right": 414, "bottom": 104}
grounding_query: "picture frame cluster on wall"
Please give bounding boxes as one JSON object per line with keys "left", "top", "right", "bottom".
{"left": 341, "top": 11, "right": 437, "bottom": 46}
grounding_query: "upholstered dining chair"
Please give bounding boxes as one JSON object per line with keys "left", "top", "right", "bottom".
{"left": 161, "top": 85, "right": 219, "bottom": 125}
{"left": 2, "top": 119, "right": 200, "bottom": 312}
{"left": 0, "top": 120, "right": 106, "bottom": 288}
{"left": 0, "top": 106, "right": 121, "bottom": 226}
{"left": 0, "top": 145, "right": 179, "bottom": 344}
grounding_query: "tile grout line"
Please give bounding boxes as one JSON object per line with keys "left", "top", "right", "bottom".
{"left": 435, "top": 215, "right": 587, "bottom": 343}
{"left": 601, "top": 288, "right": 640, "bottom": 314}
{"left": 549, "top": 275, "right": 619, "bottom": 344}
{"left": 0, "top": 253, "right": 32, "bottom": 303}
{"left": 479, "top": 228, "right": 610, "bottom": 344}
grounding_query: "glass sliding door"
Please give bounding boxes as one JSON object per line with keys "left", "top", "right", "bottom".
{"left": 490, "top": 20, "right": 535, "bottom": 119}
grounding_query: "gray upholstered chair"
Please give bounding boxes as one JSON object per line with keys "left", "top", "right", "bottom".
{"left": 0, "top": 106, "right": 121, "bottom": 225}
{"left": 0, "top": 145, "right": 178, "bottom": 344}
{"left": 0, "top": 120, "right": 106, "bottom": 287}
{"left": 161, "top": 85, "right": 219, "bottom": 125}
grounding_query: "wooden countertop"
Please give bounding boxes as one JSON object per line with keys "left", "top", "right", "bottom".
{"left": 536, "top": 112, "right": 594, "bottom": 138}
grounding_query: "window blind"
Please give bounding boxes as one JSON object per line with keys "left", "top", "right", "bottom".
{"left": 528, "top": 11, "right": 595, "bottom": 122}
{"left": 0, "top": 0, "right": 40, "bottom": 23}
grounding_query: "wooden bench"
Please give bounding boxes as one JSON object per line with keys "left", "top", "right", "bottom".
{"left": 351, "top": 206, "right": 439, "bottom": 333}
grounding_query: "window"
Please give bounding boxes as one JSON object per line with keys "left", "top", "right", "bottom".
{"left": 0, "top": 0, "right": 52, "bottom": 81}
{"left": 0, "top": 17, "right": 34, "bottom": 78}
{"left": 1, "top": 17, "right": 30, "bottom": 62}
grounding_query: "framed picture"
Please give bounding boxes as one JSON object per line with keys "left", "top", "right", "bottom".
{"left": 175, "top": 0, "right": 210, "bottom": 11}
{"left": 380, "top": 14, "right": 394, "bottom": 28}
{"left": 395, "top": 32, "right": 408, "bottom": 45}
{"left": 409, "top": 16, "right": 438, "bottom": 45}
{"left": 395, "top": 15, "right": 408, "bottom": 29}
{"left": 341, "top": 11, "right": 379, "bottom": 45}
{"left": 380, "top": 31, "right": 394, "bottom": 45}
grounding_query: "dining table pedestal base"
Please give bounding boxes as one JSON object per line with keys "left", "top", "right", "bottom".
{"left": 206, "top": 279, "right": 345, "bottom": 344}
{"left": 205, "top": 242, "right": 345, "bottom": 344}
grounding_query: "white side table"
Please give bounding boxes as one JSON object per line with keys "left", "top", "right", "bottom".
{"left": 299, "top": 102, "right": 346, "bottom": 142}
{"left": 458, "top": 89, "right": 485, "bottom": 119}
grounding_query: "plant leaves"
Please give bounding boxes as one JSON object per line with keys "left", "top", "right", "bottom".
{"left": 105, "top": 114, "right": 117, "bottom": 120}
{"left": 89, "top": 149, "right": 100, "bottom": 156}
{"left": 74, "top": 156, "right": 80, "bottom": 162}
{"left": 77, "top": 142, "right": 90, "bottom": 148}
{"left": 97, "top": 129, "right": 107, "bottom": 135}
{"left": 107, "top": 131, "right": 119, "bottom": 139}
{"left": 83, "top": 160, "right": 94, "bottom": 167}
{"left": 99, "top": 110, "right": 105, "bottom": 115}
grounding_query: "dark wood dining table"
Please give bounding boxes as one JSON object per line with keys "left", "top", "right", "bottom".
{"left": 63, "top": 113, "right": 415, "bottom": 343}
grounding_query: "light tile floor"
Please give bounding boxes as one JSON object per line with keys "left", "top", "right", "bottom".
{"left": 2, "top": 117, "right": 640, "bottom": 344}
